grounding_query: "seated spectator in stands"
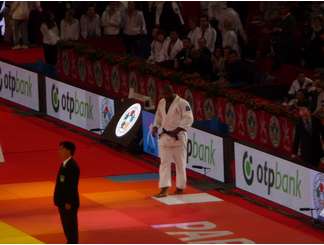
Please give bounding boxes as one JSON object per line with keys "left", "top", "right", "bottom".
{"left": 147, "top": 30, "right": 166, "bottom": 64}
{"left": 271, "top": 5, "right": 298, "bottom": 68}
{"left": 196, "top": 15, "right": 217, "bottom": 53}
{"left": 225, "top": 49, "right": 256, "bottom": 86}
{"left": 101, "top": 2, "right": 122, "bottom": 36}
{"left": 175, "top": 37, "right": 194, "bottom": 72}
{"left": 292, "top": 107, "right": 324, "bottom": 169}
{"left": 187, "top": 18, "right": 200, "bottom": 49}
{"left": 192, "top": 37, "right": 213, "bottom": 80}
{"left": 309, "top": 15, "right": 324, "bottom": 41}
{"left": 309, "top": 29, "right": 324, "bottom": 68}
{"left": 80, "top": 5, "right": 101, "bottom": 39}
{"left": 40, "top": 12, "right": 59, "bottom": 65}
{"left": 161, "top": 30, "right": 183, "bottom": 68}
{"left": 222, "top": 18, "right": 240, "bottom": 57}
{"left": 155, "top": 1, "right": 184, "bottom": 34}
{"left": 287, "top": 89, "right": 311, "bottom": 110}
{"left": 123, "top": 2, "right": 147, "bottom": 57}
{"left": 211, "top": 47, "right": 225, "bottom": 78}
{"left": 60, "top": 10, "right": 79, "bottom": 41}
{"left": 288, "top": 73, "right": 314, "bottom": 98}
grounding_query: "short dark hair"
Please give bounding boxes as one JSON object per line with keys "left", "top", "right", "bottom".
{"left": 59, "top": 141, "right": 76, "bottom": 155}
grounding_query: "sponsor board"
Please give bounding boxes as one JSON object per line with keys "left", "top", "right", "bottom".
{"left": 142, "top": 111, "right": 225, "bottom": 182}
{"left": 115, "top": 103, "right": 141, "bottom": 138}
{"left": 46, "top": 77, "right": 114, "bottom": 133}
{"left": 235, "top": 142, "right": 324, "bottom": 219}
{"left": 0, "top": 61, "right": 39, "bottom": 110}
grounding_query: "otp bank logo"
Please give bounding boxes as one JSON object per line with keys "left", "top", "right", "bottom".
{"left": 115, "top": 103, "right": 141, "bottom": 137}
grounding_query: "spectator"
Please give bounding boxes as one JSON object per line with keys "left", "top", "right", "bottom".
{"left": 0, "top": 1, "right": 5, "bottom": 38}
{"left": 60, "top": 10, "right": 79, "bottom": 41}
{"left": 222, "top": 18, "right": 240, "bottom": 56}
{"left": 187, "top": 18, "right": 199, "bottom": 49}
{"left": 288, "top": 73, "right": 314, "bottom": 97}
{"left": 211, "top": 47, "right": 226, "bottom": 78}
{"left": 175, "top": 37, "right": 194, "bottom": 72}
{"left": 287, "top": 89, "right": 311, "bottom": 110}
{"left": 80, "top": 5, "right": 101, "bottom": 39}
{"left": 27, "top": 2, "right": 42, "bottom": 46}
{"left": 309, "top": 29, "right": 324, "bottom": 68}
{"left": 192, "top": 37, "right": 213, "bottom": 80}
{"left": 161, "top": 30, "right": 183, "bottom": 67}
{"left": 155, "top": 2, "right": 184, "bottom": 34}
{"left": 123, "top": 2, "right": 147, "bottom": 57}
{"left": 271, "top": 5, "right": 298, "bottom": 68}
{"left": 40, "top": 12, "right": 59, "bottom": 65}
{"left": 147, "top": 29, "right": 166, "bottom": 64}
{"left": 292, "top": 107, "right": 324, "bottom": 169}
{"left": 101, "top": 2, "right": 122, "bottom": 36}
{"left": 9, "top": 1, "right": 31, "bottom": 49}
{"left": 196, "top": 15, "right": 217, "bottom": 53}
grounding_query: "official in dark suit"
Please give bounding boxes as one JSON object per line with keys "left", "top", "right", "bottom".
{"left": 54, "top": 141, "right": 80, "bottom": 244}
{"left": 292, "top": 107, "right": 324, "bottom": 168}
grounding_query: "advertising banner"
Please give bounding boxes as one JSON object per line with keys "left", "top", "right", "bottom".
{"left": 46, "top": 77, "right": 114, "bottom": 133}
{"left": 142, "top": 111, "right": 225, "bottom": 182}
{"left": 0, "top": 61, "right": 39, "bottom": 111}
{"left": 234, "top": 142, "right": 324, "bottom": 219}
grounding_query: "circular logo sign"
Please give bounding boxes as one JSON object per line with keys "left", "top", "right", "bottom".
{"left": 203, "top": 98, "right": 215, "bottom": 119}
{"left": 225, "top": 102, "right": 236, "bottom": 133}
{"left": 62, "top": 51, "right": 70, "bottom": 76}
{"left": 100, "top": 98, "right": 114, "bottom": 129}
{"left": 111, "top": 66, "right": 121, "bottom": 93}
{"left": 269, "top": 116, "right": 281, "bottom": 148}
{"left": 129, "top": 71, "right": 139, "bottom": 92}
{"left": 247, "top": 110, "right": 258, "bottom": 140}
{"left": 115, "top": 103, "right": 141, "bottom": 137}
{"left": 94, "top": 61, "right": 103, "bottom": 87}
{"left": 313, "top": 173, "right": 324, "bottom": 221}
{"left": 77, "top": 57, "right": 86, "bottom": 82}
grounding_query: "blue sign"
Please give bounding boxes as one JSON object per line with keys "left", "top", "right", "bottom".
{"left": 142, "top": 111, "right": 159, "bottom": 157}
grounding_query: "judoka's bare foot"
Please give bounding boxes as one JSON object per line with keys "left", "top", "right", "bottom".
{"left": 174, "top": 188, "right": 184, "bottom": 195}
{"left": 154, "top": 187, "right": 168, "bottom": 198}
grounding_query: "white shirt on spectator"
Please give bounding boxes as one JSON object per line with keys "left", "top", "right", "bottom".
{"left": 60, "top": 19, "right": 79, "bottom": 41}
{"left": 288, "top": 77, "right": 314, "bottom": 96}
{"left": 155, "top": 2, "right": 184, "bottom": 26}
{"left": 80, "top": 14, "right": 101, "bottom": 39}
{"left": 163, "top": 37, "right": 183, "bottom": 60}
{"left": 101, "top": 7, "right": 122, "bottom": 35}
{"left": 196, "top": 25, "right": 217, "bottom": 53}
{"left": 40, "top": 23, "right": 59, "bottom": 45}
{"left": 10, "top": 2, "right": 30, "bottom": 20}
{"left": 223, "top": 29, "right": 240, "bottom": 55}
{"left": 148, "top": 40, "right": 167, "bottom": 63}
{"left": 123, "top": 10, "right": 147, "bottom": 36}
{"left": 187, "top": 26, "right": 200, "bottom": 49}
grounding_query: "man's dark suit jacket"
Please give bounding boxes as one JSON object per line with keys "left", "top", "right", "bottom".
{"left": 54, "top": 158, "right": 80, "bottom": 209}
{"left": 293, "top": 116, "right": 324, "bottom": 168}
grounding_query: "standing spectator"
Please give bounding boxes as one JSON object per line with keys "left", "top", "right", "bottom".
{"left": 155, "top": 2, "right": 184, "bottom": 34}
{"left": 147, "top": 29, "right": 166, "bottom": 64}
{"left": 222, "top": 19, "right": 240, "bottom": 56}
{"left": 9, "top": 1, "right": 31, "bottom": 49}
{"left": 288, "top": 73, "right": 314, "bottom": 97}
{"left": 101, "top": 2, "right": 122, "bottom": 36}
{"left": 187, "top": 18, "right": 200, "bottom": 49}
{"left": 40, "top": 12, "right": 59, "bottom": 65}
{"left": 272, "top": 5, "right": 298, "bottom": 68}
{"left": 80, "top": 5, "right": 101, "bottom": 39}
{"left": 123, "top": 2, "right": 147, "bottom": 57}
{"left": 192, "top": 37, "right": 213, "bottom": 80}
{"left": 196, "top": 15, "right": 217, "bottom": 53}
{"left": 292, "top": 107, "right": 324, "bottom": 169}
{"left": 27, "top": 2, "right": 42, "bottom": 46}
{"left": 60, "top": 10, "right": 79, "bottom": 41}
{"left": 161, "top": 30, "right": 183, "bottom": 68}
{"left": 175, "top": 37, "right": 194, "bottom": 72}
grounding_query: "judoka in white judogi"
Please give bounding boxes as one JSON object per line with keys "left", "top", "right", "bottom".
{"left": 153, "top": 85, "right": 194, "bottom": 197}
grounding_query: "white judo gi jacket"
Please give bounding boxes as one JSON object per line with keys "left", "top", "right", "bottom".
{"left": 153, "top": 95, "right": 194, "bottom": 189}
